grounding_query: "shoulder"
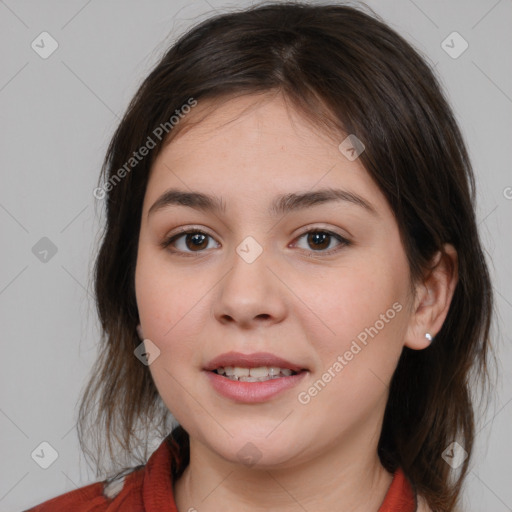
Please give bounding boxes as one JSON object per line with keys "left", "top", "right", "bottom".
{"left": 23, "top": 467, "right": 145, "bottom": 512}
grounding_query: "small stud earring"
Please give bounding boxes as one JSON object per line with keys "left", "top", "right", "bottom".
{"left": 425, "top": 332, "right": 433, "bottom": 342}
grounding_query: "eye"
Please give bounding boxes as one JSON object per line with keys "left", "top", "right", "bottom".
{"left": 160, "top": 229, "right": 219, "bottom": 255}
{"left": 161, "top": 227, "right": 351, "bottom": 256}
{"left": 293, "top": 229, "right": 350, "bottom": 255}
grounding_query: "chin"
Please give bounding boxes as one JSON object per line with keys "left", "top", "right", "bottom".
{"left": 203, "top": 431, "right": 306, "bottom": 470}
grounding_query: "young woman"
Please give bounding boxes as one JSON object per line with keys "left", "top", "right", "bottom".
{"left": 25, "top": 2, "right": 494, "bottom": 511}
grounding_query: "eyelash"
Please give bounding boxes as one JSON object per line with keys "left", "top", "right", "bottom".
{"left": 160, "top": 226, "right": 351, "bottom": 257}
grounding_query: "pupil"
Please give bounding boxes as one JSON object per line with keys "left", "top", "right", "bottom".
{"left": 187, "top": 233, "right": 208, "bottom": 251}
{"left": 308, "top": 232, "right": 329, "bottom": 250}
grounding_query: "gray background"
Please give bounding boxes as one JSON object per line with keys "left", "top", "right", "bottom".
{"left": 0, "top": 0, "right": 510, "bottom": 510}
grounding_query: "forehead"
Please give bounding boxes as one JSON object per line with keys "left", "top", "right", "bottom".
{"left": 145, "top": 93, "right": 391, "bottom": 219}
{"left": 163, "top": 93, "right": 340, "bottom": 160}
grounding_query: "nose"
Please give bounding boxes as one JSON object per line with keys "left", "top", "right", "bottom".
{"left": 212, "top": 246, "right": 288, "bottom": 329}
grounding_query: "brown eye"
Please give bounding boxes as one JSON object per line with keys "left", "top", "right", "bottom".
{"left": 161, "top": 227, "right": 350, "bottom": 257}
{"left": 294, "top": 229, "right": 350, "bottom": 255}
{"left": 184, "top": 232, "right": 209, "bottom": 251}
{"left": 161, "top": 230, "right": 218, "bottom": 254}
{"left": 307, "top": 231, "right": 331, "bottom": 250}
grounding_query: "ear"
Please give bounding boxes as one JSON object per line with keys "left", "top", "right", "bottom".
{"left": 404, "top": 243, "right": 458, "bottom": 350}
{"left": 136, "top": 324, "right": 144, "bottom": 340}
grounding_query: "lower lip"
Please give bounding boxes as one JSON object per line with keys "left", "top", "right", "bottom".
{"left": 205, "top": 370, "right": 307, "bottom": 403}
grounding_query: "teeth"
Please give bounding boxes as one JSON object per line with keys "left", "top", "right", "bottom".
{"left": 214, "top": 365, "right": 297, "bottom": 381}
{"left": 234, "top": 366, "right": 250, "bottom": 377}
{"left": 249, "top": 366, "right": 269, "bottom": 378}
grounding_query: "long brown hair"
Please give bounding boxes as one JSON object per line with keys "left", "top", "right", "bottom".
{"left": 78, "top": 2, "right": 495, "bottom": 510}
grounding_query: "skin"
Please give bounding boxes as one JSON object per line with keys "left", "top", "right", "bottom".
{"left": 134, "top": 92, "right": 457, "bottom": 512}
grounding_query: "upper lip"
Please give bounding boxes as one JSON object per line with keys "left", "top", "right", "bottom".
{"left": 204, "top": 351, "right": 306, "bottom": 373}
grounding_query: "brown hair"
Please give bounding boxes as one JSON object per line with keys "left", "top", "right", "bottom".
{"left": 78, "top": 2, "right": 495, "bottom": 510}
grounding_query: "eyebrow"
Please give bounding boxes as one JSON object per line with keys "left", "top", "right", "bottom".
{"left": 147, "top": 187, "right": 378, "bottom": 218}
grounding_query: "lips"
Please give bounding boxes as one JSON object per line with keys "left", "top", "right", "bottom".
{"left": 203, "top": 351, "right": 309, "bottom": 402}
{"left": 203, "top": 351, "right": 306, "bottom": 373}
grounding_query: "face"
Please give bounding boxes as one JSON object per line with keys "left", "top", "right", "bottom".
{"left": 135, "top": 93, "right": 417, "bottom": 469}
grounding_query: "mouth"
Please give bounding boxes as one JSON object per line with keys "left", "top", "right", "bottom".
{"left": 203, "top": 351, "right": 308, "bottom": 402}
{"left": 204, "top": 351, "right": 306, "bottom": 376}
{"left": 212, "top": 366, "right": 298, "bottom": 382}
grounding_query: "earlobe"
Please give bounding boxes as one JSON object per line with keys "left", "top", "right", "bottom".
{"left": 403, "top": 244, "right": 458, "bottom": 351}
{"left": 136, "top": 324, "right": 144, "bottom": 340}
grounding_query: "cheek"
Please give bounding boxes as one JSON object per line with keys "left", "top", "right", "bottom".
{"left": 295, "top": 257, "right": 407, "bottom": 350}
{"left": 292, "top": 268, "right": 407, "bottom": 426}
{"left": 290, "top": 255, "right": 410, "bottom": 416}
{"left": 134, "top": 250, "right": 209, "bottom": 373}
{"left": 135, "top": 253, "right": 209, "bottom": 420}
{"left": 136, "top": 246, "right": 200, "bottom": 333}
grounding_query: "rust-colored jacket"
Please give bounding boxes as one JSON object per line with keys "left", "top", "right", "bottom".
{"left": 24, "top": 435, "right": 417, "bottom": 511}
